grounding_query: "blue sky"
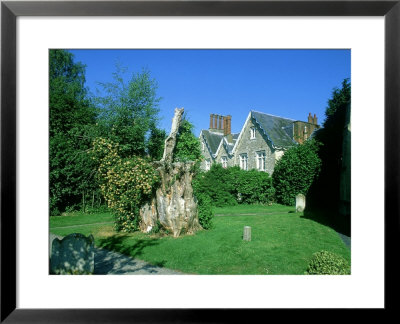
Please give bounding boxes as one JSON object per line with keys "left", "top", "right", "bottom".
{"left": 69, "top": 49, "right": 350, "bottom": 136}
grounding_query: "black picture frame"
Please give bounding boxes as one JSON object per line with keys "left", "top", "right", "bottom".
{"left": 1, "top": 0, "right": 399, "bottom": 322}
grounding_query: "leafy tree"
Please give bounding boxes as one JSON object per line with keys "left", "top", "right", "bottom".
{"left": 307, "top": 79, "right": 351, "bottom": 213}
{"left": 173, "top": 117, "right": 202, "bottom": 163}
{"left": 96, "top": 65, "right": 161, "bottom": 158}
{"left": 147, "top": 124, "right": 166, "bottom": 161}
{"left": 49, "top": 50, "right": 98, "bottom": 215}
{"left": 272, "top": 139, "right": 321, "bottom": 206}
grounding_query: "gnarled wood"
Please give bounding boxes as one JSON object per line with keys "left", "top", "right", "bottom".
{"left": 139, "top": 108, "right": 201, "bottom": 237}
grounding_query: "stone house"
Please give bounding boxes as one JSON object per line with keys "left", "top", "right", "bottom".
{"left": 199, "top": 111, "right": 319, "bottom": 174}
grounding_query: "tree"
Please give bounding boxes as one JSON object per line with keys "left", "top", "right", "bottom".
{"left": 49, "top": 50, "right": 98, "bottom": 215}
{"left": 307, "top": 79, "right": 351, "bottom": 215}
{"left": 95, "top": 65, "right": 161, "bottom": 158}
{"left": 272, "top": 139, "right": 321, "bottom": 206}
{"left": 147, "top": 124, "right": 166, "bottom": 161}
{"left": 173, "top": 116, "right": 202, "bottom": 163}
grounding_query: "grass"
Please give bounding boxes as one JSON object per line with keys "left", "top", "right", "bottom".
{"left": 49, "top": 204, "right": 350, "bottom": 275}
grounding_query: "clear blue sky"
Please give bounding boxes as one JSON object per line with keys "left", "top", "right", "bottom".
{"left": 69, "top": 49, "right": 350, "bottom": 136}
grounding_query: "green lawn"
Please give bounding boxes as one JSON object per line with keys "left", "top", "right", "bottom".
{"left": 49, "top": 205, "right": 350, "bottom": 275}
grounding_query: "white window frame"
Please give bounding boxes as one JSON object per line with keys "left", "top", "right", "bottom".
{"left": 205, "top": 159, "right": 211, "bottom": 171}
{"left": 221, "top": 156, "right": 228, "bottom": 168}
{"left": 239, "top": 153, "right": 248, "bottom": 170}
{"left": 250, "top": 127, "right": 256, "bottom": 139}
{"left": 256, "top": 151, "right": 266, "bottom": 171}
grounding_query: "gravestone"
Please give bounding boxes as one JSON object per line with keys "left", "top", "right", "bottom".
{"left": 243, "top": 226, "right": 251, "bottom": 241}
{"left": 296, "top": 194, "right": 306, "bottom": 212}
{"left": 50, "top": 233, "right": 94, "bottom": 275}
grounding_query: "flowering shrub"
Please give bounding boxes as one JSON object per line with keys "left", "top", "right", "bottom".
{"left": 91, "top": 137, "right": 159, "bottom": 232}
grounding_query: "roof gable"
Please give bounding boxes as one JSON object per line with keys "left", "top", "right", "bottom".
{"left": 200, "top": 130, "right": 224, "bottom": 156}
{"left": 251, "top": 110, "right": 297, "bottom": 148}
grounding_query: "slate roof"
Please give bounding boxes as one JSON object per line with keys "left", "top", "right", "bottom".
{"left": 222, "top": 133, "right": 239, "bottom": 155}
{"left": 251, "top": 110, "right": 297, "bottom": 148}
{"left": 201, "top": 130, "right": 224, "bottom": 155}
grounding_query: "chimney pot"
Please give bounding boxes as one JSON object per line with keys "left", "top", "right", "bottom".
{"left": 313, "top": 114, "right": 318, "bottom": 125}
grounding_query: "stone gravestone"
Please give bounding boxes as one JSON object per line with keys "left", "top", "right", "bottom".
{"left": 296, "top": 194, "right": 306, "bottom": 213}
{"left": 243, "top": 226, "right": 251, "bottom": 241}
{"left": 50, "top": 233, "right": 95, "bottom": 275}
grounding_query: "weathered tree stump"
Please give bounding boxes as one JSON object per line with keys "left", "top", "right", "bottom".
{"left": 139, "top": 108, "right": 201, "bottom": 237}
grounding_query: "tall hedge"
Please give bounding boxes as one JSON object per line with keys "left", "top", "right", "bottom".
{"left": 272, "top": 139, "right": 321, "bottom": 206}
{"left": 193, "top": 164, "right": 275, "bottom": 207}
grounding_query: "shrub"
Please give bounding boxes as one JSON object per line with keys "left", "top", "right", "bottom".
{"left": 193, "top": 164, "right": 275, "bottom": 207}
{"left": 231, "top": 168, "right": 275, "bottom": 205}
{"left": 272, "top": 139, "right": 321, "bottom": 206}
{"left": 91, "top": 137, "right": 159, "bottom": 232}
{"left": 306, "top": 250, "right": 350, "bottom": 275}
{"left": 192, "top": 164, "right": 237, "bottom": 207}
{"left": 196, "top": 194, "right": 214, "bottom": 230}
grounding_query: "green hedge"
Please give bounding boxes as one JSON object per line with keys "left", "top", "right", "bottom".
{"left": 272, "top": 139, "right": 321, "bottom": 206}
{"left": 193, "top": 164, "right": 275, "bottom": 207}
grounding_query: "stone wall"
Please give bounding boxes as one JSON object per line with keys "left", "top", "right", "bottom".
{"left": 199, "top": 134, "right": 215, "bottom": 170}
{"left": 234, "top": 118, "right": 275, "bottom": 175}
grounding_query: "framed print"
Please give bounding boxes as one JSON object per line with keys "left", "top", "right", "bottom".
{"left": 1, "top": 0, "right": 399, "bottom": 322}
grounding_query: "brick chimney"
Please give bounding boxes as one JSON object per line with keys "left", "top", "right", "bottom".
{"left": 308, "top": 112, "right": 313, "bottom": 124}
{"left": 223, "top": 115, "right": 232, "bottom": 143}
{"left": 209, "top": 114, "right": 214, "bottom": 129}
{"left": 313, "top": 114, "right": 318, "bottom": 125}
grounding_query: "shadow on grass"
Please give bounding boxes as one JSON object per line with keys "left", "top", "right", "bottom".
{"left": 94, "top": 235, "right": 171, "bottom": 274}
{"left": 301, "top": 208, "right": 351, "bottom": 237}
{"left": 97, "top": 234, "right": 159, "bottom": 259}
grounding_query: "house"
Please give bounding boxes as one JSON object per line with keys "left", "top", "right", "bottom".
{"left": 199, "top": 111, "right": 319, "bottom": 174}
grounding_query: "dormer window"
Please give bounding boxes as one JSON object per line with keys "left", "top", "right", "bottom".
{"left": 250, "top": 127, "right": 256, "bottom": 139}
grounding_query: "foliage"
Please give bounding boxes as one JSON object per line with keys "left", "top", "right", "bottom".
{"left": 324, "top": 78, "right": 351, "bottom": 121}
{"left": 49, "top": 50, "right": 99, "bottom": 215}
{"left": 230, "top": 167, "right": 275, "bottom": 205}
{"left": 272, "top": 140, "right": 321, "bottom": 206}
{"left": 147, "top": 124, "right": 166, "bottom": 161}
{"left": 196, "top": 194, "right": 214, "bottom": 230}
{"left": 306, "top": 250, "right": 350, "bottom": 275}
{"left": 173, "top": 117, "right": 202, "bottom": 163}
{"left": 307, "top": 79, "right": 351, "bottom": 212}
{"left": 193, "top": 164, "right": 275, "bottom": 207}
{"left": 95, "top": 64, "right": 161, "bottom": 158}
{"left": 91, "top": 137, "right": 159, "bottom": 232}
{"left": 193, "top": 164, "right": 237, "bottom": 207}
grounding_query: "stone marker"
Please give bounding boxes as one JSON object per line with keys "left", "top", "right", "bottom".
{"left": 50, "top": 233, "right": 94, "bottom": 275}
{"left": 296, "top": 193, "right": 306, "bottom": 212}
{"left": 243, "top": 226, "right": 251, "bottom": 241}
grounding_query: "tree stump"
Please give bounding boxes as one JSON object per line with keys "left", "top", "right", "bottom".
{"left": 139, "top": 108, "right": 201, "bottom": 237}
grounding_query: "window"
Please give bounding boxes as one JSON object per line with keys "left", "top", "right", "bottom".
{"left": 221, "top": 156, "right": 228, "bottom": 168}
{"left": 239, "top": 154, "right": 248, "bottom": 170}
{"left": 202, "top": 142, "right": 205, "bottom": 151}
{"left": 205, "top": 159, "right": 211, "bottom": 171}
{"left": 250, "top": 127, "right": 256, "bottom": 139}
{"left": 256, "top": 151, "right": 266, "bottom": 171}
